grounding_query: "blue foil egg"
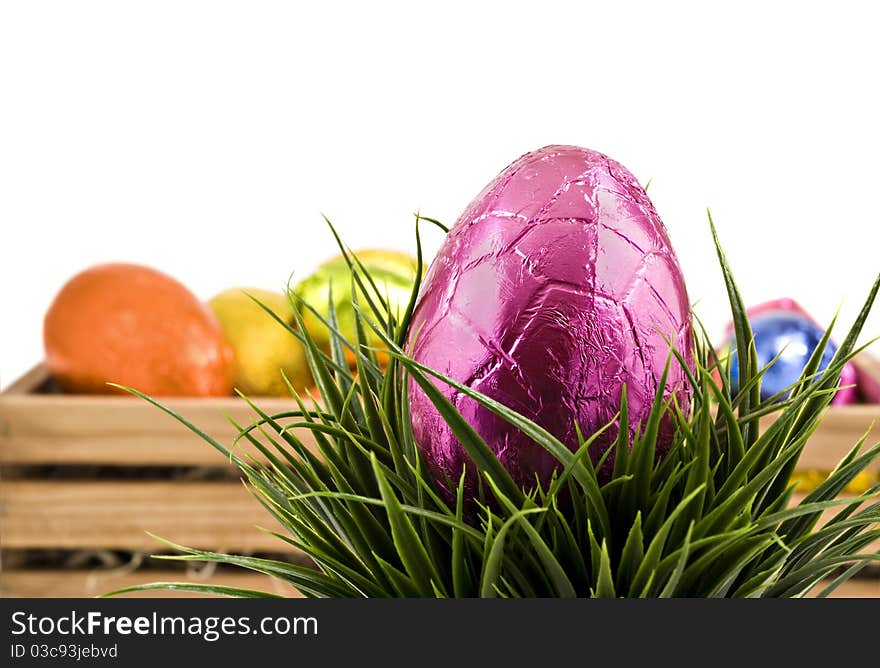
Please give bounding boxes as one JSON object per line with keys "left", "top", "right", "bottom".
{"left": 729, "top": 311, "right": 841, "bottom": 402}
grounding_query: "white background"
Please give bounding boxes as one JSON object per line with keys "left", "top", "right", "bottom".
{"left": 2, "top": 1, "right": 878, "bottom": 389}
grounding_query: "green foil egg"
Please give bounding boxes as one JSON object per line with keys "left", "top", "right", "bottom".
{"left": 293, "top": 249, "right": 421, "bottom": 364}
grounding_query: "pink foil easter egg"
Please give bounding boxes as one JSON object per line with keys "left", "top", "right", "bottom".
{"left": 407, "top": 145, "right": 694, "bottom": 493}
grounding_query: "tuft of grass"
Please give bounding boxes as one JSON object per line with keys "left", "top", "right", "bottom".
{"left": 106, "top": 213, "right": 880, "bottom": 598}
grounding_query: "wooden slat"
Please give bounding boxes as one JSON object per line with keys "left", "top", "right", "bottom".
{"left": 807, "top": 578, "right": 879, "bottom": 598}
{"left": 1, "top": 364, "right": 53, "bottom": 395}
{"left": 1, "top": 568, "right": 874, "bottom": 598}
{"left": 2, "top": 485, "right": 871, "bottom": 564}
{"left": 0, "top": 481, "right": 287, "bottom": 552}
{"left": 0, "top": 365, "right": 315, "bottom": 465}
{"left": 0, "top": 568, "right": 300, "bottom": 598}
{"left": 768, "top": 406, "right": 880, "bottom": 472}
{"left": 4, "top": 363, "right": 880, "bottom": 469}
{"left": 790, "top": 492, "right": 879, "bottom": 553}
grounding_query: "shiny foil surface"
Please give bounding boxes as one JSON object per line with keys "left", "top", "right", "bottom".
{"left": 727, "top": 299, "right": 858, "bottom": 405}
{"left": 407, "top": 145, "right": 694, "bottom": 492}
{"left": 44, "top": 263, "right": 234, "bottom": 397}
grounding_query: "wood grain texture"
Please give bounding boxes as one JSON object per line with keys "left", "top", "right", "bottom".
{"left": 806, "top": 577, "right": 879, "bottom": 598}
{"left": 0, "top": 481, "right": 288, "bottom": 552}
{"left": 790, "top": 492, "right": 879, "bottom": 553}
{"left": 0, "top": 365, "right": 316, "bottom": 465}
{"left": 766, "top": 406, "right": 880, "bottom": 472}
{"left": 1, "top": 364, "right": 53, "bottom": 395}
{"left": 0, "top": 568, "right": 301, "bottom": 598}
{"left": 4, "top": 363, "right": 880, "bottom": 469}
{"left": 2, "top": 363, "right": 879, "bottom": 600}
{"left": 2, "top": 485, "right": 873, "bottom": 579}
{"left": 0, "top": 567, "right": 874, "bottom": 598}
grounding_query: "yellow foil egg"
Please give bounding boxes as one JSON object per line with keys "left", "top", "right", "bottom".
{"left": 208, "top": 288, "right": 311, "bottom": 396}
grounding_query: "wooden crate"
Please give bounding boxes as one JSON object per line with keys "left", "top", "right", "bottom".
{"left": 0, "top": 364, "right": 312, "bottom": 598}
{"left": 2, "top": 363, "right": 879, "bottom": 598}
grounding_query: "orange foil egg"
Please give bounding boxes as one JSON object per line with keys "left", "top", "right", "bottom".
{"left": 44, "top": 263, "right": 234, "bottom": 396}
